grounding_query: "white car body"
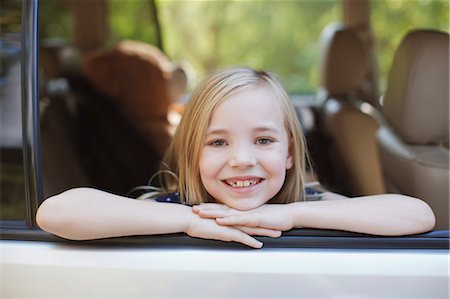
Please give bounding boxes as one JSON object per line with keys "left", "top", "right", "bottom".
{"left": 2, "top": 239, "right": 448, "bottom": 298}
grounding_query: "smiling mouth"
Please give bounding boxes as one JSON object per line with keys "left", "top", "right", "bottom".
{"left": 223, "top": 178, "right": 264, "bottom": 188}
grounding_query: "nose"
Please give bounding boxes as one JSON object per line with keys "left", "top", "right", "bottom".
{"left": 228, "top": 143, "right": 257, "bottom": 168}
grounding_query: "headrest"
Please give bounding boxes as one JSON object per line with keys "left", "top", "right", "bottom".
{"left": 383, "top": 29, "right": 449, "bottom": 144}
{"left": 319, "top": 23, "right": 369, "bottom": 96}
{"left": 84, "top": 40, "right": 173, "bottom": 118}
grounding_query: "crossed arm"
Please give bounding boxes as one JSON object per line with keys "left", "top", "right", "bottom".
{"left": 36, "top": 188, "right": 436, "bottom": 248}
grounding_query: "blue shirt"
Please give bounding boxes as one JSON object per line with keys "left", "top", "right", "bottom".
{"left": 154, "top": 187, "right": 324, "bottom": 204}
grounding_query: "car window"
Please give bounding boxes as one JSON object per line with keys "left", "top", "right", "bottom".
{"left": 0, "top": 0, "right": 26, "bottom": 221}
{"left": 25, "top": 1, "right": 448, "bottom": 245}
{"left": 35, "top": 0, "right": 449, "bottom": 201}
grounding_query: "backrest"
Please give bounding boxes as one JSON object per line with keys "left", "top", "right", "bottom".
{"left": 377, "top": 29, "right": 449, "bottom": 229}
{"left": 319, "top": 23, "right": 369, "bottom": 97}
{"left": 83, "top": 40, "right": 175, "bottom": 156}
{"left": 383, "top": 30, "right": 449, "bottom": 144}
{"left": 319, "top": 23, "right": 385, "bottom": 196}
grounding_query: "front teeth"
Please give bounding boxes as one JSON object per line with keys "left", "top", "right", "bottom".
{"left": 227, "top": 179, "right": 258, "bottom": 187}
{"left": 238, "top": 181, "right": 249, "bottom": 187}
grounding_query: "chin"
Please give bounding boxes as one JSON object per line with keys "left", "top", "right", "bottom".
{"left": 225, "top": 199, "right": 266, "bottom": 211}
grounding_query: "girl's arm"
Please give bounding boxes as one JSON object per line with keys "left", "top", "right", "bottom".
{"left": 36, "top": 188, "right": 196, "bottom": 240}
{"left": 194, "top": 193, "right": 436, "bottom": 236}
{"left": 36, "top": 187, "right": 279, "bottom": 248}
{"left": 291, "top": 193, "right": 436, "bottom": 235}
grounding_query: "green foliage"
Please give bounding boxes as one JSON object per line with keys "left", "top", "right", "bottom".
{"left": 1, "top": 0, "right": 22, "bottom": 34}
{"left": 158, "top": 0, "right": 341, "bottom": 93}
{"left": 39, "top": 0, "right": 71, "bottom": 41}
{"left": 37, "top": 0, "right": 449, "bottom": 93}
{"left": 108, "top": 0, "right": 159, "bottom": 47}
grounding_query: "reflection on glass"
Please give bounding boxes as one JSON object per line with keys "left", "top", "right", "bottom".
{"left": 0, "top": 0, "right": 26, "bottom": 220}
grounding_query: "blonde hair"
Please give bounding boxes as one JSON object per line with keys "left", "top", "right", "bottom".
{"left": 154, "top": 67, "right": 307, "bottom": 205}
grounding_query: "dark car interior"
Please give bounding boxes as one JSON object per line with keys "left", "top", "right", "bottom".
{"left": 40, "top": 41, "right": 172, "bottom": 197}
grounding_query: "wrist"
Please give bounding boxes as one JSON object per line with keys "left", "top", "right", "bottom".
{"left": 291, "top": 201, "right": 306, "bottom": 228}
{"left": 183, "top": 207, "right": 197, "bottom": 234}
{"left": 150, "top": 203, "right": 197, "bottom": 235}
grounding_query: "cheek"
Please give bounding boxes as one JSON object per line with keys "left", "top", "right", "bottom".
{"left": 265, "top": 153, "right": 290, "bottom": 191}
{"left": 198, "top": 151, "right": 218, "bottom": 188}
{"left": 268, "top": 148, "right": 292, "bottom": 173}
{"left": 262, "top": 155, "right": 285, "bottom": 175}
{"left": 273, "top": 163, "right": 288, "bottom": 188}
{"left": 198, "top": 152, "right": 226, "bottom": 203}
{"left": 198, "top": 151, "right": 209, "bottom": 182}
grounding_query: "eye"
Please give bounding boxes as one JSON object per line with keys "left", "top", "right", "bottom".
{"left": 208, "top": 139, "right": 227, "bottom": 147}
{"left": 255, "top": 138, "right": 274, "bottom": 145}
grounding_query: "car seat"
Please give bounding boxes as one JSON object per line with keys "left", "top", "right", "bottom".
{"left": 83, "top": 40, "right": 178, "bottom": 156}
{"left": 376, "top": 29, "right": 449, "bottom": 229}
{"left": 39, "top": 43, "right": 90, "bottom": 198}
{"left": 317, "top": 23, "right": 385, "bottom": 196}
{"left": 39, "top": 41, "right": 186, "bottom": 197}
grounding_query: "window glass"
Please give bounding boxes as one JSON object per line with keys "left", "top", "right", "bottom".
{"left": 158, "top": 0, "right": 341, "bottom": 93}
{"left": 108, "top": 0, "right": 160, "bottom": 47}
{"left": 36, "top": 1, "right": 340, "bottom": 198}
{"left": 38, "top": 0, "right": 164, "bottom": 198}
{"left": 39, "top": 0, "right": 71, "bottom": 42}
{"left": 0, "top": 0, "right": 26, "bottom": 220}
{"left": 38, "top": 0, "right": 71, "bottom": 81}
{"left": 372, "top": 0, "right": 449, "bottom": 91}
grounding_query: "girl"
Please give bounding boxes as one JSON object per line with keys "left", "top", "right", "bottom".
{"left": 36, "top": 67, "right": 436, "bottom": 248}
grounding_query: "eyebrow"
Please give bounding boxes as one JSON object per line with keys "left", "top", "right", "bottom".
{"left": 206, "top": 125, "right": 281, "bottom": 136}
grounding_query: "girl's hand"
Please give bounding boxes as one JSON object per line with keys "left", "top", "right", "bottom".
{"left": 193, "top": 203, "right": 297, "bottom": 232}
{"left": 185, "top": 212, "right": 281, "bottom": 249}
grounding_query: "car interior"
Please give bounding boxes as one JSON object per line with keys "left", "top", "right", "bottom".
{"left": 40, "top": 40, "right": 180, "bottom": 197}
{"left": 315, "top": 22, "right": 385, "bottom": 196}
{"left": 376, "top": 29, "right": 449, "bottom": 230}
{"left": 1, "top": 0, "right": 448, "bottom": 233}
{"left": 34, "top": 4, "right": 449, "bottom": 232}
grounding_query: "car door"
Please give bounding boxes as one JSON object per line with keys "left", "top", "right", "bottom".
{"left": 1, "top": 1, "right": 448, "bottom": 298}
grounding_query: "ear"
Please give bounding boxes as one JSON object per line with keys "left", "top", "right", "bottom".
{"left": 286, "top": 141, "right": 294, "bottom": 170}
{"left": 286, "top": 154, "right": 294, "bottom": 170}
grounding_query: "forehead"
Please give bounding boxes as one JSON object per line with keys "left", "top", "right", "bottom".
{"left": 218, "top": 86, "right": 282, "bottom": 112}
{"left": 208, "top": 86, "right": 286, "bottom": 128}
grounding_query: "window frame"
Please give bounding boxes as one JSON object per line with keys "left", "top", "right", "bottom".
{"left": 21, "top": 0, "right": 42, "bottom": 228}
{"left": 1, "top": 227, "right": 448, "bottom": 250}
{"left": 0, "top": 0, "right": 40, "bottom": 228}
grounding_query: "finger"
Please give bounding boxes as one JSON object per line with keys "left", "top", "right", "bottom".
{"left": 227, "top": 229, "right": 263, "bottom": 249}
{"left": 197, "top": 209, "right": 237, "bottom": 219}
{"left": 189, "top": 218, "right": 263, "bottom": 248}
{"left": 235, "top": 226, "right": 282, "bottom": 238}
{"left": 217, "top": 215, "right": 262, "bottom": 227}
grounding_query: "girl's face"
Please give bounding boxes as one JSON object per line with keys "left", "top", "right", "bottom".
{"left": 199, "top": 87, "right": 293, "bottom": 211}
